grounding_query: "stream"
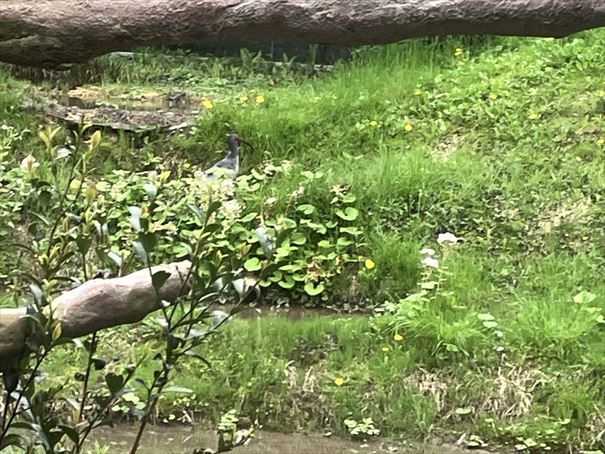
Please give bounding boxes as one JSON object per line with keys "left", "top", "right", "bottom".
{"left": 92, "top": 425, "right": 495, "bottom": 454}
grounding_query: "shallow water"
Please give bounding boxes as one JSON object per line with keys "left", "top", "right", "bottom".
{"left": 57, "top": 95, "right": 197, "bottom": 113}
{"left": 221, "top": 304, "right": 348, "bottom": 320}
{"left": 92, "top": 425, "right": 494, "bottom": 454}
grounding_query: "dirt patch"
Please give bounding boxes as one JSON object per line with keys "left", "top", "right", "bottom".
{"left": 536, "top": 196, "right": 592, "bottom": 235}
{"left": 26, "top": 85, "right": 205, "bottom": 131}
{"left": 66, "top": 86, "right": 107, "bottom": 102}
{"left": 45, "top": 103, "right": 195, "bottom": 132}
{"left": 432, "top": 134, "right": 463, "bottom": 162}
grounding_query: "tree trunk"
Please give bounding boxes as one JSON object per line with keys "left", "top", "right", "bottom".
{"left": 1, "top": 0, "right": 604, "bottom": 68}
{"left": 0, "top": 261, "right": 191, "bottom": 371}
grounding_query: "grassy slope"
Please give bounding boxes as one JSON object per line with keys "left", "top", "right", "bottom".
{"left": 1, "top": 32, "right": 604, "bottom": 452}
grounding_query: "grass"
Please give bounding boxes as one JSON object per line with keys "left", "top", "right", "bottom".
{"left": 1, "top": 31, "right": 604, "bottom": 452}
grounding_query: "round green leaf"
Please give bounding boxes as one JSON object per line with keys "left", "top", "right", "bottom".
{"left": 240, "top": 212, "right": 258, "bottom": 223}
{"left": 341, "top": 193, "right": 357, "bottom": 203}
{"left": 318, "top": 240, "right": 332, "bottom": 248}
{"left": 304, "top": 282, "right": 325, "bottom": 296}
{"left": 574, "top": 291, "right": 596, "bottom": 305}
{"left": 340, "top": 226, "right": 363, "bottom": 236}
{"left": 297, "top": 204, "right": 316, "bottom": 215}
{"left": 335, "top": 207, "right": 359, "bottom": 221}
{"left": 291, "top": 232, "right": 307, "bottom": 245}
{"left": 244, "top": 257, "right": 262, "bottom": 272}
{"left": 337, "top": 237, "right": 354, "bottom": 247}
{"left": 278, "top": 276, "right": 296, "bottom": 289}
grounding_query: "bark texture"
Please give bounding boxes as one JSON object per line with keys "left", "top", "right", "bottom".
{"left": 0, "top": 0, "right": 604, "bottom": 68}
{"left": 0, "top": 261, "right": 191, "bottom": 370}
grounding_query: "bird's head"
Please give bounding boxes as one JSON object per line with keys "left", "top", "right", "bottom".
{"left": 227, "top": 133, "right": 253, "bottom": 153}
{"left": 227, "top": 133, "right": 240, "bottom": 150}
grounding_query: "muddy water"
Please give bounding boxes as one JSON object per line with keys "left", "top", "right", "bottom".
{"left": 60, "top": 95, "right": 197, "bottom": 112}
{"left": 93, "top": 425, "right": 494, "bottom": 454}
{"left": 221, "top": 304, "right": 348, "bottom": 320}
{"left": 57, "top": 87, "right": 200, "bottom": 113}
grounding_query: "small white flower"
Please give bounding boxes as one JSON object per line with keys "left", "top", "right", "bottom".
{"left": 290, "top": 186, "right": 304, "bottom": 199}
{"left": 221, "top": 199, "right": 242, "bottom": 218}
{"left": 437, "top": 232, "right": 462, "bottom": 245}
{"left": 421, "top": 256, "right": 439, "bottom": 269}
{"left": 420, "top": 247, "right": 436, "bottom": 256}
{"left": 20, "top": 154, "right": 40, "bottom": 173}
{"left": 281, "top": 160, "right": 293, "bottom": 172}
{"left": 264, "top": 197, "right": 277, "bottom": 206}
{"left": 55, "top": 147, "right": 71, "bottom": 160}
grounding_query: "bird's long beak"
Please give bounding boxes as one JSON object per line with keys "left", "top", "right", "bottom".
{"left": 238, "top": 138, "right": 255, "bottom": 152}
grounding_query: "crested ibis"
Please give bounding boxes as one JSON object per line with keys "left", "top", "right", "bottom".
{"left": 203, "top": 133, "right": 252, "bottom": 180}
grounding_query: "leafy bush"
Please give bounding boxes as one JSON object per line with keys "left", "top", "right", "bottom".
{"left": 0, "top": 126, "right": 260, "bottom": 453}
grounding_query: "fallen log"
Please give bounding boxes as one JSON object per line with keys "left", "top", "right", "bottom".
{"left": 0, "top": 0, "right": 604, "bottom": 68}
{"left": 0, "top": 261, "right": 191, "bottom": 371}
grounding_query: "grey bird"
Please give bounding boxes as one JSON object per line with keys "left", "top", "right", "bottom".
{"left": 203, "top": 134, "right": 252, "bottom": 180}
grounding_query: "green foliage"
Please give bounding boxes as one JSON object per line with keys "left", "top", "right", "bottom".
{"left": 0, "top": 136, "right": 370, "bottom": 305}
{"left": 0, "top": 124, "right": 28, "bottom": 251}
{"left": 1, "top": 29, "right": 605, "bottom": 453}
{"left": 374, "top": 239, "right": 489, "bottom": 363}
{"left": 0, "top": 127, "right": 263, "bottom": 453}
{"left": 343, "top": 417, "right": 380, "bottom": 438}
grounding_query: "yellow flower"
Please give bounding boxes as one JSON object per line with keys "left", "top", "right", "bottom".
{"left": 597, "top": 137, "right": 605, "bottom": 145}
{"left": 255, "top": 95, "right": 265, "bottom": 104}
{"left": 159, "top": 170, "right": 171, "bottom": 182}
{"left": 364, "top": 258, "right": 376, "bottom": 270}
{"left": 528, "top": 112, "right": 539, "bottom": 120}
{"left": 239, "top": 95, "right": 249, "bottom": 102}
{"left": 394, "top": 333, "right": 403, "bottom": 342}
{"left": 454, "top": 47, "right": 463, "bottom": 56}
{"left": 369, "top": 120, "right": 378, "bottom": 127}
{"left": 202, "top": 98, "right": 214, "bottom": 109}
{"left": 334, "top": 377, "right": 345, "bottom": 386}
{"left": 404, "top": 123, "right": 413, "bottom": 132}
{"left": 382, "top": 346, "right": 390, "bottom": 352}
{"left": 414, "top": 89, "right": 422, "bottom": 96}
{"left": 489, "top": 93, "right": 497, "bottom": 100}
